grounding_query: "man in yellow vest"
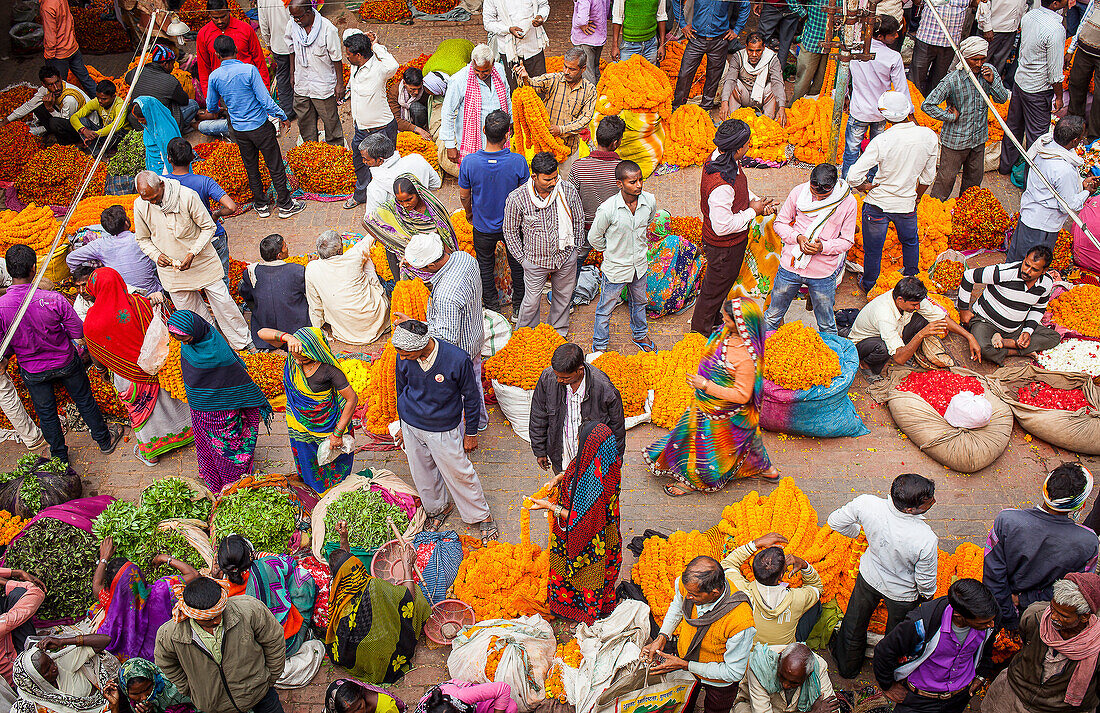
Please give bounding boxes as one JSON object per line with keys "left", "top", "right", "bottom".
{"left": 642, "top": 556, "right": 757, "bottom": 713}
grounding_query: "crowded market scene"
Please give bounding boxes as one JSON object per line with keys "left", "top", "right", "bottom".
{"left": 0, "top": 0, "right": 1097, "bottom": 709}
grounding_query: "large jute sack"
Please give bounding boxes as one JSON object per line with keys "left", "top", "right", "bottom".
{"left": 868, "top": 367, "right": 1013, "bottom": 473}
{"left": 987, "top": 363, "right": 1100, "bottom": 454}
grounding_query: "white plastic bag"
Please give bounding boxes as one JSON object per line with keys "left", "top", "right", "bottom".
{"left": 944, "top": 390, "right": 993, "bottom": 429}
{"left": 316, "top": 434, "right": 355, "bottom": 466}
{"left": 482, "top": 309, "right": 512, "bottom": 358}
{"left": 139, "top": 304, "right": 170, "bottom": 375}
{"left": 492, "top": 380, "right": 534, "bottom": 442}
{"left": 448, "top": 616, "right": 557, "bottom": 712}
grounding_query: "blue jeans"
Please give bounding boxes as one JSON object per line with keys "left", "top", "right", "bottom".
{"left": 842, "top": 118, "right": 884, "bottom": 179}
{"left": 593, "top": 273, "right": 649, "bottom": 350}
{"left": 197, "top": 119, "right": 229, "bottom": 137}
{"left": 860, "top": 203, "right": 919, "bottom": 292}
{"left": 47, "top": 50, "right": 95, "bottom": 97}
{"left": 764, "top": 265, "right": 842, "bottom": 334}
{"left": 179, "top": 99, "right": 201, "bottom": 133}
{"left": 620, "top": 37, "right": 659, "bottom": 64}
{"left": 21, "top": 355, "right": 111, "bottom": 462}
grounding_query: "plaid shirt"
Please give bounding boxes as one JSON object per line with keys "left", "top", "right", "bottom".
{"left": 921, "top": 66, "right": 1009, "bottom": 150}
{"left": 915, "top": 0, "right": 969, "bottom": 47}
{"left": 426, "top": 251, "right": 484, "bottom": 358}
{"left": 503, "top": 181, "right": 586, "bottom": 270}
{"left": 528, "top": 73, "right": 597, "bottom": 154}
{"left": 799, "top": 0, "right": 830, "bottom": 52}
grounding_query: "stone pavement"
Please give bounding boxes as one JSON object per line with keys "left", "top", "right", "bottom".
{"left": 0, "top": 3, "right": 1095, "bottom": 710}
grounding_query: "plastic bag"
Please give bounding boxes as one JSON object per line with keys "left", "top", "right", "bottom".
{"left": 448, "top": 615, "right": 557, "bottom": 712}
{"left": 139, "top": 305, "right": 170, "bottom": 375}
{"left": 492, "top": 380, "right": 534, "bottom": 442}
{"left": 944, "top": 391, "right": 992, "bottom": 429}
{"left": 316, "top": 434, "right": 355, "bottom": 466}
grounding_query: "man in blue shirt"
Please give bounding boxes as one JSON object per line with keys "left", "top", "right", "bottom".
{"left": 671, "top": 0, "right": 739, "bottom": 110}
{"left": 458, "top": 110, "right": 529, "bottom": 314}
{"left": 165, "top": 138, "right": 236, "bottom": 289}
{"left": 206, "top": 34, "right": 305, "bottom": 220}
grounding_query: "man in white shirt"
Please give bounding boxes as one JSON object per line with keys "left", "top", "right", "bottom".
{"left": 304, "top": 229, "right": 389, "bottom": 346}
{"left": 358, "top": 133, "right": 442, "bottom": 216}
{"left": 483, "top": 0, "right": 549, "bottom": 91}
{"left": 256, "top": 0, "right": 295, "bottom": 120}
{"left": 847, "top": 91, "right": 938, "bottom": 294}
{"left": 285, "top": 0, "right": 343, "bottom": 149}
{"left": 343, "top": 30, "right": 399, "bottom": 210}
{"left": 827, "top": 473, "right": 939, "bottom": 679}
{"left": 997, "top": 0, "right": 1069, "bottom": 174}
{"left": 733, "top": 644, "right": 836, "bottom": 713}
{"left": 0, "top": 65, "right": 87, "bottom": 145}
{"left": 439, "top": 44, "right": 512, "bottom": 178}
{"left": 976, "top": 0, "right": 1028, "bottom": 74}
{"left": 842, "top": 16, "right": 908, "bottom": 178}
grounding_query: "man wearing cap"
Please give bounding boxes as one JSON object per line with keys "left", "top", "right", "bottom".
{"left": 402, "top": 232, "right": 488, "bottom": 430}
{"left": 922, "top": 37, "right": 1008, "bottom": 200}
{"left": 984, "top": 463, "right": 1099, "bottom": 632}
{"left": 155, "top": 577, "right": 286, "bottom": 713}
{"left": 391, "top": 319, "right": 498, "bottom": 541}
{"left": 124, "top": 45, "right": 199, "bottom": 133}
{"left": 847, "top": 91, "right": 939, "bottom": 294}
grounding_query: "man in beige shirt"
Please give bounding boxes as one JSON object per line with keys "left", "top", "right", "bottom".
{"left": 134, "top": 171, "right": 251, "bottom": 350}
{"left": 304, "top": 230, "right": 389, "bottom": 346}
{"left": 733, "top": 643, "right": 837, "bottom": 713}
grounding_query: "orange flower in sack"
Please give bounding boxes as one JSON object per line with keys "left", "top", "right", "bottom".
{"left": 662, "top": 105, "right": 716, "bottom": 167}
{"left": 595, "top": 54, "right": 673, "bottom": 121}
{"left": 763, "top": 322, "right": 841, "bottom": 391}
{"left": 932, "top": 260, "right": 965, "bottom": 292}
{"left": 240, "top": 352, "right": 287, "bottom": 400}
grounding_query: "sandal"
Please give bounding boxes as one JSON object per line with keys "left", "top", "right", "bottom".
{"left": 479, "top": 518, "right": 500, "bottom": 541}
{"left": 343, "top": 196, "right": 361, "bottom": 210}
{"left": 425, "top": 503, "right": 455, "bottom": 531}
{"left": 760, "top": 467, "right": 780, "bottom": 481}
{"left": 664, "top": 484, "right": 693, "bottom": 497}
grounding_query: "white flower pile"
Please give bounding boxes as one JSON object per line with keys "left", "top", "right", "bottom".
{"left": 1035, "top": 338, "right": 1100, "bottom": 376}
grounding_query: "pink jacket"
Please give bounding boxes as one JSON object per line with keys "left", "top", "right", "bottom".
{"left": 773, "top": 183, "right": 858, "bottom": 280}
{"left": 442, "top": 682, "right": 518, "bottom": 713}
{"left": 0, "top": 571, "right": 44, "bottom": 685}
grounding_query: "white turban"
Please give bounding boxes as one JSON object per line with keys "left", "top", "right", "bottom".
{"left": 878, "top": 90, "right": 912, "bottom": 123}
{"left": 404, "top": 232, "right": 444, "bottom": 269}
{"left": 959, "top": 36, "right": 989, "bottom": 58}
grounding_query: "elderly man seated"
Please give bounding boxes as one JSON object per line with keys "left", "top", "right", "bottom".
{"left": 438, "top": 44, "right": 512, "bottom": 178}
{"left": 733, "top": 643, "right": 836, "bottom": 713}
{"left": 641, "top": 556, "right": 756, "bottom": 713}
{"left": 358, "top": 133, "right": 442, "bottom": 215}
{"left": 304, "top": 230, "right": 389, "bottom": 346}
{"left": 979, "top": 574, "right": 1100, "bottom": 713}
{"left": 957, "top": 245, "right": 1061, "bottom": 365}
{"left": 720, "top": 33, "right": 787, "bottom": 125}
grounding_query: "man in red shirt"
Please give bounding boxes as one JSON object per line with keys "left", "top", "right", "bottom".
{"left": 39, "top": 0, "right": 96, "bottom": 97}
{"left": 196, "top": 0, "right": 271, "bottom": 96}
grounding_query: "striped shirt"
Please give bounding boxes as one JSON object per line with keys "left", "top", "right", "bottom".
{"left": 915, "top": 0, "right": 969, "bottom": 47}
{"left": 569, "top": 150, "right": 621, "bottom": 227}
{"left": 527, "top": 73, "right": 598, "bottom": 155}
{"left": 1014, "top": 7, "right": 1067, "bottom": 94}
{"left": 956, "top": 262, "right": 1055, "bottom": 335}
{"left": 563, "top": 375, "right": 586, "bottom": 466}
{"left": 922, "top": 67, "right": 1009, "bottom": 150}
{"left": 503, "top": 181, "right": 586, "bottom": 270}
{"left": 426, "top": 252, "right": 484, "bottom": 358}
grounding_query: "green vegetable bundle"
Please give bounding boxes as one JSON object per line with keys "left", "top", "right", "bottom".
{"left": 324, "top": 489, "right": 410, "bottom": 551}
{"left": 106, "top": 130, "right": 145, "bottom": 177}
{"left": 92, "top": 500, "right": 206, "bottom": 578}
{"left": 211, "top": 487, "right": 297, "bottom": 555}
{"left": 140, "top": 478, "right": 212, "bottom": 524}
{"left": 5, "top": 517, "right": 97, "bottom": 621}
{"left": 143, "top": 528, "right": 207, "bottom": 581}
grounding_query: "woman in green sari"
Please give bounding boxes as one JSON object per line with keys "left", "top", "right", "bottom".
{"left": 362, "top": 174, "right": 459, "bottom": 282}
{"left": 105, "top": 658, "right": 193, "bottom": 713}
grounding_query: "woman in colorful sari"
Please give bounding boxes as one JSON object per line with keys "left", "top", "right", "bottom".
{"left": 529, "top": 422, "right": 622, "bottom": 625}
{"left": 166, "top": 310, "right": 273, "bottom": 492}
{"left": 325, "top": 678, "right": 405, "bottom": 713}
{"left": 11, "top": 639, "right": 119, "bottom": 713}
{"left": 213, "top": 535, "right": 317, "bottom": 657}
{"left": 362, "top": 175, "right": 459, "bottom": 282}
{"left": 130, "top": 96, "right": 181, "bottom": 175}
{"left": 645, "top": 298, "right": 778, "bottom": 496}
{"left": 104, "top": 658, "right": 192, "bottom": 713}
{"left": 84, "top": 267, "right": 193, "bottom": 468}
{"left": 256, "top": 327, "right": 357, "bottom": 493}
{"left": 325, "top": 521, "right": 430, "bottom": 684}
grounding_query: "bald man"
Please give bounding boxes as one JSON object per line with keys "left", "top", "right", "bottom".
{"left": 734, "top": 643, "right": 837, "bottom": 713}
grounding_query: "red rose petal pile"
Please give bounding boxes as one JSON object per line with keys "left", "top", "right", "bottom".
{"left": 897, "top": 371, "right": 984, "bottom": 416}
{"left": 1016, "top": 382, "right": 1092, "bottom": 412}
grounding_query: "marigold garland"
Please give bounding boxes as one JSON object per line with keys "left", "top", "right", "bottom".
{"left": 193, "top": 141, "right": 271, "bottom": 204}
{"left": 785, "top": 95, "right": 842, "bottom": 164}
{"left": 632, "top": 529, "right": 722, "bottom": 618}
{"left": 850, "top": 195, "right": 953, "bottom": 274}
{"left": 0, "top": 122, "right": 40, "bottom": 183}
{"left": 337, "top": 356, "right": 372, "bottom": 406}
{"left": 0, "top": 85, "right": 36, "bottom": 121}
{"left": 71, "top": 6, "right": 131, "bottom": 55}
{"left": 357, "top": 0, "right": 413, "bottom": 22}
{"left": 649, "top": 333, "right": 709, "bottom": 428}
{"left": 730, "top": 108, "right": 788, "bottom": 164}
{"left": 0, "top": 511, "right": 25, "bottom": 546}
{"left": 286, "top": 142, "right": 355, "bottom": 195}
{"left": 66, "top": 195, "right": 137, "bottom": 234}
{"left": 453, "top": 539, "right": 550, "bottom": 620}
{"left": 594, "top": 54, "right": 673, "bottom": 122}
{"left": 763, "top": 322, "right": 841, "bottom": 391}
{"left": 158, "top": 340, "right": 188, "bottom": 401}
{"left": 390, "top": 278, "right": 429, "bottom": 322}
{"left": 16, "top": 145, "right": 107, "bottom": 207}
{"left": 484, "top": 324, "right": 566, "bottom": 389}
{"left": 511, "top": 87, "right": 571, "bottom": 163}
{"left": 396, "top": 131, "right": 441, "bottom": 172}
{"left": 0, "top": 204, "right": 59, "bottom": 254}
{"left": 592, "top": 352, "right": 649, "bottom": 417}
{"left": 365, "top": 343, "right": 398, "bottom": 436}
{"left": 1050, "top": 285, "right": 1100, "bottom": 338}
{"left": 659, "top": 41, "right": 706, "bottom": 98}
{"left": 662, "top": 105, "right": 716, "bottom": 167}
{"left": 450, "top": 210, "right": 477, "bottom": 258}
{"left": 370, "top": 241, "right": 394, "bottom": 282}
{"left": 1052, "top": 229, "right": 1073, "bottom": 270}
{"left": 240, "top": 352, "right": 287, "bottom": 401}
{"left": 949, "top": 187, "right": 1012, "bottom": 251}
{"left": 932, "top": 260, "right": 965, "bottom": 292}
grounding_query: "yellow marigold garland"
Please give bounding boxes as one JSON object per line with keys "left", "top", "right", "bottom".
{"left": 158, "top": 340, "right": 188, "bottom": 401}
{"left": 0, "top": 510, "right": 25, "bottom": 546}
{"left": 370, "top": 241, "right": 394, "bottom": 282}
{"left": 0, "top": 204, "right": 59, "bottom": 253}
{"left": 763, "top": 322, "right": 840, "bottom": 391}
{"left": 390, "top": 278, "right": 429, "bottom": 322}
{"left": 662, "top": 105, "right": 716, "bottom": 167}
{"left": 592, "top": 351, "right": 649, "bottom": 417}
{"left": 594, "top": 54, "right": 673, "bottom": 122}
{"left": 484, "top": 324, "right": 567, "bottom": 389}
{"left": 337, "top": 356, "right": 372, "bottom": 406}
{"left": 1050, "top": 285, "right": 1100, "bottom": 338}
{"left": 511, "top": 87, "right": 571, "bottom": 163}
{"left": 66, "top": 195, "right": 137, "bottom": 234}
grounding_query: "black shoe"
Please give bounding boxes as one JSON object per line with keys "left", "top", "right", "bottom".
{"left": 279, "top": 199, "right": 306, "bottom": 219}
{"left": 100, "top": 424, "right": 125, "bottom": 454}
{"left": 255, "top": 203, "right": 272, "bottom": 218}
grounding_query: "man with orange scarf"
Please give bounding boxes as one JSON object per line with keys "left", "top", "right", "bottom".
{"left": 979, "top": 573, "right": 1100, "bottom": 713}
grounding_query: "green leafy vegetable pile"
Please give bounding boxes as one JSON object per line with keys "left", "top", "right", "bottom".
{"left": 6, "top": 517, "right": 97, "bottom": 620}
{"left": 106, "top": 130, "right": 145, "bottom": 176}
{"left": 324, "top": 489, "right": 410, "bottom": 551}
{"left": 140, "top": 478, "right": 212, "bottom": 523}
{"left": 92, "top": 497, "right": 206, "bottom": 579}
{"left": 211, "top": 487, "right": 297, "bottom": 554}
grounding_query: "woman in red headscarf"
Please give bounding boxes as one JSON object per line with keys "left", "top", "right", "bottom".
{"left": 83, "top": 267, "right": 193, "bottom": 466}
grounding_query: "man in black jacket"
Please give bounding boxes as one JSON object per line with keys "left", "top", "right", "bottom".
{"left": 872, "top": 579, "right": 999, "bottom": 713}
{"left": 529, "top": 343, "right": 626, "bottom": 473}
{"left": 125, "top": 45, "right": 200, "bottom": 132}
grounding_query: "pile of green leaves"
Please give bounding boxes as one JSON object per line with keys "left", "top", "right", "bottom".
{"left": 140, "top": 478, "right": 212, "bottom": 523}
{"left": 0, "top": 455, "right": 69, "bottom": 516}
{"left": 211, "top": 487, "right": 297, "bottom": 554}
{"left": 144, "top": 529, "right": 207, "bottom": 581}
{"left": 6, "top": 517, "right": 97, "bottom": 620}
{"left": 92, "top": 500, "right": 206, "bottom": 579}
{"left": 324, "top": 489, "right": 410, "bottom": 551}
{"left": 106, "top": 130, "right": 145, "bottom": 176}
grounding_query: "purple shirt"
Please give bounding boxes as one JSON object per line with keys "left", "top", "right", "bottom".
{"left": 906, "top": 605, "right": 987, "bottom": 693}
{"left": 572, "top": 0, "right": 611, "bottom": 46}
{"left": 0, "top": 284, "right": 83, "bottom": 373}
{"left": 65, "top": 231, "right": 164, "bottom": 295}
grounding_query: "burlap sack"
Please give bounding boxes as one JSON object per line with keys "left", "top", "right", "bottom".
{"left": 156, "top": 518, "right": 215, "bottom": 574}
{"left": 868, "top": 366, "right": 1013, "bottom": 473}
{"left": 987, "top": 363, "right": 1100, "bottom": 454}
{"left": 310, "top": 470, "right": 425, "bottom": 562}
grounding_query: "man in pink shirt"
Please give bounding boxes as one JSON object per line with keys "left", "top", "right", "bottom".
{"left": 764, "top": 163, "right": 857, "bottom": 334}
{"left": 0, "top": 568, "right": 45, "bottom": 685}
{"left": 39, "top": 0, "right": 96, "bottom": 97}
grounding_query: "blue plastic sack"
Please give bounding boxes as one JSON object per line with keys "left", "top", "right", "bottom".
{"left": 760, "top": 332, "right": 869, "bottom": 438}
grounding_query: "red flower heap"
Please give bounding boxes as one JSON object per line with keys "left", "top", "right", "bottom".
{"left": 897, "top": 371, "right": 984, "bottom": 416}
{"left": 1017, "top": 383, "right": 1092, "bottom": 412}
{"left": 948, "top": 187, "right": 1012, "bottom": 251}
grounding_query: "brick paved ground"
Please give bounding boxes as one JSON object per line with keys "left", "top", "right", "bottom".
{"left": 0, "top": 4, "right": 1095, "bottom": 710}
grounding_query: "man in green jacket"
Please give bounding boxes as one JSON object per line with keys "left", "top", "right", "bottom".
{"left": 155, "top": 578, "right": 286, "bottom": 713}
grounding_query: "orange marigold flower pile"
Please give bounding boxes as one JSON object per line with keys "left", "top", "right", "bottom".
{"left": 511, "top": 87, "right": 571, "bottom": 163}
{"left": 763, "top": 322, "right": 840, "bottom": 391}
{"left": 388, "top": 55, "right": 431, "bottom": 93}
{"left": 358, "top": 0, "right": 412, "bottom": 22}
{"left": 391, "top": 278, "right": 429, "bottom": 322}
{"left": 450, "top": 210, "right": 477, "bottom": 257}
{"left": 194, "top": 142, "right": 271, "bottom": 204}
{"left": 413, "top": 0, "right": 459, "bottom": 13}
{"left": 649, "top": 333, "right": 709, "bottom": 428}
{"left": 485, "top": 324, "right": 567, "bottom": 389}
{"left": 370, "top": 241, "right": 394, "bottom": 282}
{"left": 66, "top": 195, "right": 136, "bottom": 233}
{"left": 81, "top": 66, "right": 127, "bottom": 97}
{"left": 159, "top": 340, "right": 188, "bottom": 401}
{"left": 453, "top": 539, "right": 550, "bottom": 620}
{"left": 287, "top": 142, "right": 355, "bottom": 195}
{"left": 949, "top": 187, "right": 1012, "bottom": 251}
{"left": 176, "top": 0, "right": 245, "bottom": 24}
{"left": 632, "top": 529, "right": 722, "bottom": 618}
{"left": 785, "top": 96, "right": 841, "bottom": 164}
{"left": 1052, "top": 229, "right": 1073, "bottom": 270}
{"left": 659, "top": 216, "right": 704, "bottom": 247}
{"left": 730, "top": 108, "right": 788, "bottom": 164}
{"left": 0, "top": 122, "right": 40, "bottom": 182}
{"left": 1050, "top": 285, "right": 1100, "bottom": 337}
{"left": 0, "top": 85, "right": 36, "bottom": 120}
{"left": 241, "top": 352, "right": 287, "bottom": 400}
{"left": 659, "top": 41, "right": 706, "bottom": 97}
{"left": 662, "top": 105, "right": 716, "bottom": 167}
{"left": 365, "top": 343, "right": 398, "bottom": 436}
{"left": 396, "top": 131, "right": 441, "bottom": 173}
{"left": 0, "top": 510, "right": 25, "bottom": 546}
{"left": 71, "top": 6, "right": 131, "bottom": 55}
{"left": 592, "top": 351, "right": 650, "bottom": 417}
{"left": 16, "top": 145, "right": 106, "bottom": 207}
{"left": 0, "top": 204, "right": 59, "bottom": 254}
{"left": 932, "top": 260, "right": 965, "bottom": 292}
{"left": 595, "top": 54, "right": 673, "bottom": 122}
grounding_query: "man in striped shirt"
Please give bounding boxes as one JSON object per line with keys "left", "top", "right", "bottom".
{"left": 909, "top": 0, "right": 970, "bottom": 94}
{"left": 956, "top": 246, "right": 1062, "bottom": 365}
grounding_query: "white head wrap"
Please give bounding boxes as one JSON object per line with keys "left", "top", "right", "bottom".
{"left": 878, "top": 90, "right": 913, "bottom": 123}
{"left": 954, "top": 37, "right": 989, "bottom": 69}
{"left": 392, "top": 322, "right": 430, "bottom": 351}
{"left": 1043, "top": 464, "right": 1094, "bottom": 512}
{"left": 404, "top": 232, "right": 444, "bottom": 269}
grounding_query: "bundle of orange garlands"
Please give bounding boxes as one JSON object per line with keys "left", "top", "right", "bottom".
{"left": 594, "top": 54, "right": 674, "bottom": 123}
{"left": 848, "top": 194, "right": 953, "bottom": 274}
{"left": 0, "top": 205, "right": 58, "bottom": 255}
{"left": 0, "top": 122, "right": 40, "bottom": 183}
{"left": 948, "top": 187, "right": 1013, "bottom": 251}
{"left": 286, "top": 142, "right": 356, "bottom": 195}
{"left": 485, "top": 324, "right": 567, "bottom": 390}
{"left": 390, "top": 278, "right": 430, "bottom": 322}
{"left": 193, "top": 142, "right": 271, "bottom": 204}
{"left": 449, "top": 210, "right": 478, "bottom": 258}
{"left": 647, "top": 333, "right": 709, "bottom": 428}
{"left": 370, "top": 241, "right": 395, "bottom": 282}
{"left": 358, "top": 0, "right": 412, "bottom": 23}
{"left": 396, "top": 131, "right": 441, "bottom": 172}
{"left": 16, "top": 145, "right": 107, "bottom": 207}
{"left": 730, "top": 107, "right": 788, "bottom": 164}
{"left": 0, "top": 85, "right": 37, "bottom": 120}
{"left": 591, "top": 351, "right": 650, "bottom": 417}
{"left": 909, "top": 81, "right": 1008, "bottom": 146}
{"left": 763, "top": 322, "right": 840, "bottom": 391}
{"left": 786, "top": 95, "right": 844, "bottom": 164}
{"left": 511, "top": 87, "right": 571, "bottom": 163}
{"left": 66, "top": 195, "right": 137, "bottom": 234}
{"left": 365, "top": 343, "right": 398, "bottom": 435}
{"left": 659, "top": 41, "right": 707, "bottom": 97}
{"left": 81, "top": 66, "right": 127, "bottom": 98}
{"left": 662, "top": 105, "right": 716, "bottom": 167}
